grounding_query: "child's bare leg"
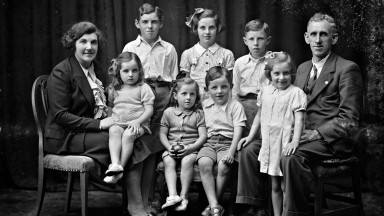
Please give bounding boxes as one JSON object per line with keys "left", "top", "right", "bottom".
{"left": 271, "top": 176, "right": 283, "bottom": 216}
{"left": 120, "top": 128, "right": 144, "bottom": 168}
{"left": 179, "top": 153, "right": 197, "bottom": 198}
{"left": 108, "top": 125, "right": 124, "bottom": 165}
{"left": 198, "top": 157, "right": 219, "bottom": 207}
{"left": 215, "top": 160, "right": 232, "bottom": 200}
{"left": 125, "top": 162, "right": 147, "bottom": 216}
{"left": 163, "top": 155, "right": 178, "bottom": 196}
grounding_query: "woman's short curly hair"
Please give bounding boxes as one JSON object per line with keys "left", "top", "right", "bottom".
{"left": 61, "top": 21, "right": 103, "bottom": 50}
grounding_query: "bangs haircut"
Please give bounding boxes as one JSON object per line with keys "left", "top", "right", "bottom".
{"left": 167, "top": 78, "right": 202, "bottom": 111}
{"left": 205, "top": 66, "right": 233, "bottom": 90}
{"left": 264, "top": 52, "right": 296, "bottom": 81}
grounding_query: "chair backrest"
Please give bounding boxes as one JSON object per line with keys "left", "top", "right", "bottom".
{"left": 31, "top": 75, "right": 50, "bottom": 159}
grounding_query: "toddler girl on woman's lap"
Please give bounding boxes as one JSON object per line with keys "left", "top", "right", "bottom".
{"left": 160, "top": 78, "right": 207, "bottom": 211}
{"left": 238, "top": 51, "right": 307, "bottom": 216}
{"left": 104, "top": 52, "right": 155, "bottom": 184}
{"left": 198, "top": 66, "right": 246, "bottom": 216}
{"left": 180, "top": 8, "right": 234, "bottom": 97}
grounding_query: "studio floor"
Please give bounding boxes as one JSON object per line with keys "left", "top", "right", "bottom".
{"left": 0, "top": 187, "right": 383, "bottom": 216}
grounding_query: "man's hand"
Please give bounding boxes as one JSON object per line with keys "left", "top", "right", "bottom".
{"left": 237, "top": 136, "right": 253, "bottom": 150}
{"left": 300, "top": 129, "right": 323, "bottom": 144}
{"left": 221, "top": 155, "right": 235, "bottom": 165}
{"left": 100, "top": 117, "right": 114, "bottom": 130}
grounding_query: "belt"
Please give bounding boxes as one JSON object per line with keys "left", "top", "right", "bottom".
{"left": 239, "top": 93, "right": 258, "bottom": 100}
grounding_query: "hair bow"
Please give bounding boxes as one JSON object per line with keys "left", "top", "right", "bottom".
{"left": 185, "top": 8, "right": 205, "bottom": 28}
{"left": 265, "top": 51, "right": 276, "bottom": 59}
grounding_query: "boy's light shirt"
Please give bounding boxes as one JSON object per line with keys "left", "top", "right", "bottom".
{"left": 122, "top": 35, "right": 178, "bottom": 82}
{"left": 203, "top": 98, "right": 246, "bottom": 139}
{"left": 311, "top": 52, "right": 331, "bottom": 78}
{"left": 232, "top": 52, "right": 270, "bottom": 100}
{"left": 216, "top": 101, "right": 229, "bottom": 112}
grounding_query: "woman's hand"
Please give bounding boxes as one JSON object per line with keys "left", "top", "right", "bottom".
{"left": 100, "top": 117, "right": 114, "bottom": 130}
{"left": 283, "top": 141, "right": 299, "bottom": 156}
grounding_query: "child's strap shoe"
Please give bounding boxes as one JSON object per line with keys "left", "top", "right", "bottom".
{"left": 161, "top": 195, "right": 182, "bottom": 210}
{"left": 174, "top": 197, "right": 188, "bottom": 211}
{"left": 210, "top": 204, "right": 224, "bottom": 216}
{"left": 103, "top": 172, "right": 123, "bottom": 184}
{"left": 201, "top": 205, "right": 210, "bottom": 216}
{"left": 105, "top": 164, "right": 124, "bottom": 176}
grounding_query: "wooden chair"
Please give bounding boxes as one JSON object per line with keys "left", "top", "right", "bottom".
{"left": 311, "top": 155, "right": 365, "bottom": 216}
{"left": 32, "top": 75, "right": 96, "bottom": 216}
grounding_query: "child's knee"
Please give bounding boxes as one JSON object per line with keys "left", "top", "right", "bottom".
{"left": 217, "top": 161, "right": 231, "bottom": 177}
{"left": 122, "top": 129, "right": 136, "bottom": 141}
{"left": 181, "top": 154, "right": 197, "bottom": 167}
{"left": 163, "top": 156, "right": 176, "bottom": 167}
{"left": 198, "top": 158, "right": 213, "bottom": 174}
{"left": 109, "top": 125, "right": 123, "bottom": 135}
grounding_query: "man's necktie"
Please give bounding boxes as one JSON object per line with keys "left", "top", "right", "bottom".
{"left": 304, "top": 65, "right": 317, "bottom": 94}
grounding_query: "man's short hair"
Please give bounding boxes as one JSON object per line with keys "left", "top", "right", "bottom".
{"left": 307, "top": 13, "right": 337, "bottom": 35}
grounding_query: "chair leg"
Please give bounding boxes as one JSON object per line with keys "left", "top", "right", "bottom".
{"left": 353, "top": 172, "right": 365, "bottom": 216}
{"left": 65, "top": 172, "right": 75, "bottom": 213}
{"left": 80, "top": 172, "right": 89, "bottom": 216}
{"left": 122, "top": 174, "right": 128, "bottom": 211}
{"left": 35, "top": 166, "right": 46, "bottom": 216}
{"left": 314, "top": 178, "right": 324, "bottom": 216}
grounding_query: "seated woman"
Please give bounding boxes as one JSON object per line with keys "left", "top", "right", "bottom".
{"left": 44, "top": 21, "right": 114, "bottom": 172}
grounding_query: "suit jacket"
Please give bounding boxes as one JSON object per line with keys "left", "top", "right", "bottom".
{"left": 44, "top": 55, "right": 107, "bottom": 154}
{"left": 295, "top": 52, "right": 363, "bottom": 157}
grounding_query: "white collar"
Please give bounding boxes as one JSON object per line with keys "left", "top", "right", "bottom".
{"left": 312, "top": 52, "right": 331, "bottom": 68}
{"left": 134, "top": 35, "right": 164, "bottom": 47}
{"left": 194, "top": 43, "right": 220, "bottom": 56}
{"left": 246, "top": 51, "right": 268, "bottom": 64}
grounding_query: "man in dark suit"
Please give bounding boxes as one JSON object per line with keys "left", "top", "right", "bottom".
{"left": 280, "top": 13, "right": 363, "bottom": 216}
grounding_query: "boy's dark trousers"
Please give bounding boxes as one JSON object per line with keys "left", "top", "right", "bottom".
{"left": 236, "top": 140, "right": 266, "bottom": 207}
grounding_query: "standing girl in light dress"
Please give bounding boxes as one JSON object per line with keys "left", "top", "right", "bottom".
{"left": 159, "top": 78, "right": 207, "bottom": 211}
{"left": 104, "top": 52, "right": 155, "bottom": 184}
{"left": 238, "top": 52, "right": 307, "bottom": 216}
{"left": 180, "top": 8, "right": 235, "bottom": 98}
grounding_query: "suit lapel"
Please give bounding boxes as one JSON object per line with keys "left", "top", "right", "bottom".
{"left": 307, "top": 53, "right": 336, "bottom": 104}
{"left": 296, "top": 61, "right": 312, "bottom": 89}
{"left": 70, "top": 55, "right": 95, "bottom": 109}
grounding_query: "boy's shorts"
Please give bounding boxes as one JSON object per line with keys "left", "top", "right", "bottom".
{"left": 196, "top": 135, "right": 238, "bottom": 163}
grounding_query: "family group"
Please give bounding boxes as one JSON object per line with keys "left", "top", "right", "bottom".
{"left": 43, "top": 2, "right": 363, "bottom": 216}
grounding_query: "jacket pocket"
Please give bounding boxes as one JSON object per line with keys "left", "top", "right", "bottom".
{"left": 45, "top": 128, "right": 65, "bottom": 139}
